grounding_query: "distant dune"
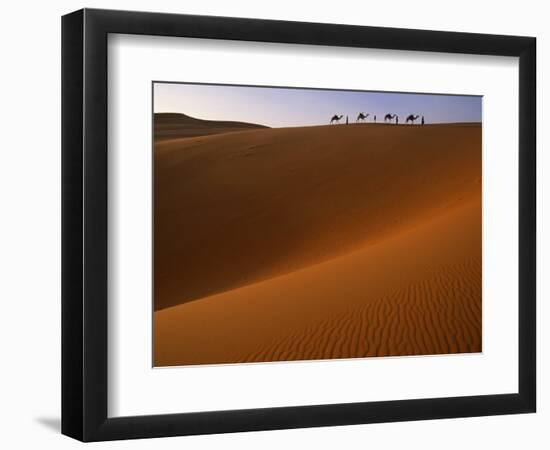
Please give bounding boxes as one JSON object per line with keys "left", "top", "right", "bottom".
{"left": 153, "top": 122, "right": 482, "bottom": 366}
{"left": 154, "top": 112, "right": 268, "bottom": 140}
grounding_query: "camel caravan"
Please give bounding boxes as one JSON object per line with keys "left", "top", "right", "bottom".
{"left": 330, "top": 112, "right": 425, "bottom": 126}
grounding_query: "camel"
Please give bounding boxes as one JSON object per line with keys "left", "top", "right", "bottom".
{"left": 330, "top": 114, "right": 343, "bottom": 124}
{"left": 356, "top": 112, "right": 370, "bottom": 123}
{"left": 406, "top": 114, "right": 420, "bottom": 124}
{"left": 384, "top": 113, "right": 397, "bottom": 123}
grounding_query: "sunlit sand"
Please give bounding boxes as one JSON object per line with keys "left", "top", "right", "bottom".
{"left": 153, "top": 118, "right": 481, "bottom": 366}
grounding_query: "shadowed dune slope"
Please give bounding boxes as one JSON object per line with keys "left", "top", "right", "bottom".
{"left": 154, "top": 123, "right": 481, "bottom": 311}
{"left": 154, "top": 112, "right": 268, "bottom": 140}
{"left": 154, "top": 195, "right": 481, "bottom": 366}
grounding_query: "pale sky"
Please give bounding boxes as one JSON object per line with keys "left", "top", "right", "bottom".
{"left": 154, "top": 82, "right": 482, "bottom": 127}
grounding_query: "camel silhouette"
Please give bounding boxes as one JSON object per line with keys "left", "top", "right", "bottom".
{"left": 356, "top": 112, "right": 370, "bottom": 123}
{"left": 330, "top": 114, "right": 343, "bottom": 124}
{"left": 384, "top": 113, "right": 397, "bottom": 123}
{"left": 406, "top": 114, "right": 420, "bottom": 124}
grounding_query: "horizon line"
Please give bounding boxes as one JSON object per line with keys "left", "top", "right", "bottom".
{"left": 154, "top": 111, "right": 482, "bottom": 128}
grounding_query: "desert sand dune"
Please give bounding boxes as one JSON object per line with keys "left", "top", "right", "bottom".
{"left": 153, "top": 122, "right": 481, "bottom": 366}
{"left": 155, "top": 123, "right": 481, "bottom": 311}
{"left": 241, "top": 258, "right": 481, "bottom": 362}
{"left": 154, "top": 195, "right": 481, "bottom": 366}
{"left": 154, "top": 112, "right": 268, "bottom": 140}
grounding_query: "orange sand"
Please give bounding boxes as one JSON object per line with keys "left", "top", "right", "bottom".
{"left": 153, "top": 123, "right": 481, "bottom": 366}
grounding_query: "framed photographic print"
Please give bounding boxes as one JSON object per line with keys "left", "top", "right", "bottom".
{"left": 61, "top": 8, "right": 536, "bottom": 441}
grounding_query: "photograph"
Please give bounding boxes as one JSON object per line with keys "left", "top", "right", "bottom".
{"left": 152, "top": 82, "right": 483, "bottom": 367}
{"left": 0, "top": 1, "right": 536, "bottom": 446}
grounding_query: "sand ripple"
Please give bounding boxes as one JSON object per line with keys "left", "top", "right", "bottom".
{"left": 237, "top": 258, "right": 481, "bottom": 363}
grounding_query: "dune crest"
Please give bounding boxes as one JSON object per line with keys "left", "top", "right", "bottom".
{"left": 154, "top": 112, "right": 268, "bottom": 141}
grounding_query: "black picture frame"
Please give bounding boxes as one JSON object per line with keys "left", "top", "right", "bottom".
{"left": 62, "top": 8, "right": 536, "bottom": 442}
